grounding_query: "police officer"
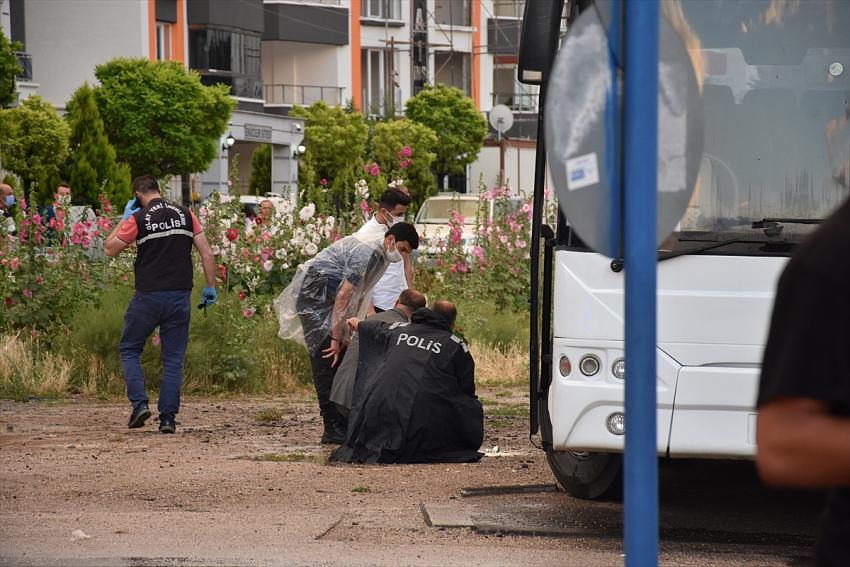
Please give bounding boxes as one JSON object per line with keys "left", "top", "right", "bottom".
{"left": 104, "top": 175, "right": 218, "bottom": 433}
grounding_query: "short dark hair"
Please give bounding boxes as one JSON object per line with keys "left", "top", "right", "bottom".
{"left": 431, "top": 300, "right": 457, "bottom": 326}
{"left": 132, "top": 174, "right": 161, "bottom": 195}
{"left": 57, "top": 183, "right": 70, "bottom": 190}
{"left": 386, "top": 222, "right": 419, "bottom": 250}
{"left": 398, "top": 289, "right": 426, "bottom": 311}
{"left": 379, "top": 188, "right": 411, "bottom": 210}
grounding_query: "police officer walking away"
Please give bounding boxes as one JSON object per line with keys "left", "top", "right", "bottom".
{"left": 104, "top": 175, "right": 218, "bottom": 433}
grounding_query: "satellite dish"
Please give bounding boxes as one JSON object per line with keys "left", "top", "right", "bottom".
{"left": 489, "top": 104, "right": 515, "bottom": 139}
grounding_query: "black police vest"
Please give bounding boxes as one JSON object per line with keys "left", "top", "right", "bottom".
{"left": 131, "top": 199, "right": 195, "bottom": 292}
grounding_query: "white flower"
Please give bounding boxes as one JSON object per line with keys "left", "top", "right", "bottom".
{"left": 275, "top": 248, "right": 287, "bottom": 259}
{"left": 299, "top": 203, "right": 316, "bottom": 222}
{"left": 282, "top": 262, "right": 290, "bottom": 269}
{"left": 263, "top": 260, "right": 274, "bottom": 272}
{"left": 388, "top": 180, "right": 397, "bottom": 188}
{"left": 211, "top": 245, "right": 221, "bottom": 256}
{"left": 304, "top": 242, "right": 318, "bottom": 256}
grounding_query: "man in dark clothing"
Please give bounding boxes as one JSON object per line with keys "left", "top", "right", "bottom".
{"left": 756, "top": 197, "right": 850, "bottom": 567}
{"left": 275, "top": 223, "right": 420, "bottom": 444}
{"left": 331, "top": 301, "right": 484, "bottom": 464}
{"left": 330, "top": 288, "right": 427, "bottom": 417}
{"left": 104, "top": 175, "right": 218, "bottom": 434}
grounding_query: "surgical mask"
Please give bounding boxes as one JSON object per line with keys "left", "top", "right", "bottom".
{"left": 4, "top": 195, "right": 14, "bottom": 207}
{"left": 392, "top": 215, "right": 405, "bottom": 226}
{"left": 387, "top": 249, "right": 403, "bottom": 263}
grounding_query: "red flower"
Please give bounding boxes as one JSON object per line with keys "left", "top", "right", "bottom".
{"left": 225, "top": 228, "right": 239, "bottom": 241}
{"left": 238, "top": 291, "right": 247, "bottom": 301}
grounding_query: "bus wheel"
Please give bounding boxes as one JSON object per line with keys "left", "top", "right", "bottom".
{"left": 545, "top": 449, "right": 623, "bottom": 500}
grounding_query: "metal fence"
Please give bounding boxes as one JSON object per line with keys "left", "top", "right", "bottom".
{"left": 263, "top": 84, "right": 345, "bottom": 106}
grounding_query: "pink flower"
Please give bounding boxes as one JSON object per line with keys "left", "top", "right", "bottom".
{"left": 370, "top": 164, "right": 380, "bottom": 177}
{"left": 227, "top": 180, "right": 233, "bottom": 187}
{"left": 11, "top": 257, "right": 18, "bottom": 271}
{"left": 35, "top": 276, "right": 44, "bottom": 285}
{"left": 261, "top": 231, "right": 271, "bottom": 242}
{"left": 499, "top": 235, "right": 508, "bottom": 244}
{"left": 516, "top": 239, "right": 527, "bottom": 249}
{"left": 399, "top": 159, "right": 410, "bottom": 170}
{"left": 239, "top": 291, "right": 247, "bottom": 301}
{"left": 243, "top": 307, "right": 256, "bottom": 318}
{"left": 151, "top": 334, "right": 161, "bottom": 347}
{"left": 402, "top": 145, "right": 412, "bottom": 157}
{"left": 363, "top": 163, "right": 371, "bottom": 174}
{"left": 22, "top": 288, "right": 32, "bottom": 298}
{"left": 483, "top": 191, "right": 493, "bottom": 200}
{"left": 359, "top": 200, "right": 370, "bottom": 212}
{"left": 320, "top": 178, "right": 328, "bottom": 186}
{"left": 522, "top": 203, "right": 532, "bottom": 213}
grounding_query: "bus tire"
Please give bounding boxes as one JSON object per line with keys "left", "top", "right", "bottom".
{"left": 545, "top": 449, "right": 623, "bottom": 500}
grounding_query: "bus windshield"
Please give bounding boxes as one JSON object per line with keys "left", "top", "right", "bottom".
{"left": 669, "top": 0, "right": 849, "bottom": 246}
{"left": 416, "top": 199, "right": 480, "bottom": 224}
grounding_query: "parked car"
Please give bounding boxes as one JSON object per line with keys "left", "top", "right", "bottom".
{"left": 208, "top": 193, "right": 289, "bottom": 218}
{"left": 413, "top": 192, "right": 523, "bottom": 261}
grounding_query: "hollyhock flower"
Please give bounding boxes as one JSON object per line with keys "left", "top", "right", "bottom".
{"left": 516, "top": 239, "right": 527, "bottom": 249}
{"left": 363, "top": 163, "right": 371, "bottom": 174}
{"left": 261, "top": 231, "right": 271, "bottom": 242}
{"left": 243, "top": 307, "right": 256, "bottom": 318}
{"left": 299, "top": 203, "right": 316, "bottom": 221}
{"left": 275, "top": 248, "right": 287, "bottom": 260}
{"left": 403, "top": 145, "right": 412, "bottom": 157}
{"left": 522, "top": 203, "right": 532, "bottom": 213}
{"left": 151, "top": 334, "right": 161, "bottom": 347}
{"left": 320, "top": 178, "right": 328, "bottom": 186}
{"left": 35, "top": 276, "right": 44, "bottom": 285}
{"left": 359, "top": 200, "right": 370, "bottom": 213}
{"left": 400, "top": 159, "right": 410, "bottom": 170}
{"left": 211, "top": 245, "right": 221, "bottom": 256}
{"left": 4, "top": 297, "right": 14, "bottom": 306}
{"left": 22, "top": 288, "right": 32, "bottom": 298}
{"left": 304, "top": 242, "right": 318, "bottom": 256}
{"left": 499, "top": 235, "right": 508, "bottom": 244}
{"left": 11, "top": 257, "right": 18, "bottom": 270}
{"left": 217, "top": 264, "right": 227, "bottom": 279}
{"left": 370, "top": 163, "right": 380, "bottom": 176}
{"left": 263, "top": 260, "right": 274, "bottom": 272}
{"left": 225, "top": 228, "right": 239, "bottom": 241}
{"left": 238, "top": 291, "right": 247, "bottom": 301}
{"left": 227, "top": 180, "right": 233, "bottom": 187}
{"left": 483, "top": 191, "right": 493, "bottom": 200}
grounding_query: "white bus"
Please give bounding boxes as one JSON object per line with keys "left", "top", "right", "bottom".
{"left": 536, "top": 0, "right": 850, "bottom": 499}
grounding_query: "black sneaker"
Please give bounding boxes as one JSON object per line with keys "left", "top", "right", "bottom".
{"left": 127, "top": 404, "right": 151, "bottom": 429}
{"left": 159, "top": 414, "right": 176, "bottom": 434}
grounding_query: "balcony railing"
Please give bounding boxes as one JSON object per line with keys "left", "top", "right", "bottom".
{"left": 15, "top": 52, "right": 33, "bottom": 82}
{"left": 491, "top": 91, "right": 538, "bottom": 112}
{"left": 264, "top": 84, "right": 345, "bottom": 106}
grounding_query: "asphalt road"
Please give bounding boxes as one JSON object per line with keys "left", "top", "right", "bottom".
{"left": 0, "top": 395, "right": 823, "bottom": 566}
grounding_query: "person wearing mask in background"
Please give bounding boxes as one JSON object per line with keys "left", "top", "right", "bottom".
{"left": 258, "top": 199, "right": 275, "bottom": 226}
{"left": 0, "top": 183, "right": 17, "bottom": 237}
{"left": 329, "top": 288, "right": 427, "bottom": 417}
{"left": 104, "top": 175, "right": 218, "bottom": 434}
{"left": 331, "top": 301, "right": 484, "bottom": 464}
{"left": 756, "top": 195, "right": 850, "bottom": 567}
{"left": 275, "top": 222, "right": 420, "bottom": 444}
{"left": 355, "top": 187, "right": 414, "bottom": 313}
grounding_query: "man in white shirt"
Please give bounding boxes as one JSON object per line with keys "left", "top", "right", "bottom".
{"left": 355, "top": 187, "right": 414, "bottom": 312}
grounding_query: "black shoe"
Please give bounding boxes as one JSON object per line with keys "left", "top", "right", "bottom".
{"left": 159, "top": 414, "right": 176, "bottom": 434}
{"left": 127, "top": 404, "right": 151, "bottom": 429}
{"left": 320, "top": 415, "right": 347, "bottom": 445}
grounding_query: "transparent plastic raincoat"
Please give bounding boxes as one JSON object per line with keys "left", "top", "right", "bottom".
{"left": 275, "top": 232, "right": 391, "bottom": 355}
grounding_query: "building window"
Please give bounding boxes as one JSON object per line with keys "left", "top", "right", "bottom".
{"left": 156, "top": 22, "right": 172, "bottom": 61}
{"left": 434, "top": 0, "right": 471, "bottom": 27}
{"left": 189, "top": 27, "right": 262, "bottom": 99}
{"left": 492, "top": 63, "right": 537, "bottom": 111}
{"left": 434, "top": 51, "right": 470, "bottom": 95}
{"left": 494, "top": 0, "right": 525, "bottom": 19}
{"left": 361, "top": 0, "right": 402, "bottom": 20}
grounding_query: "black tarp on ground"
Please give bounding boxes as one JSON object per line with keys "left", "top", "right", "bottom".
{"left": 330, "top": 309, "right": 484, "bottom": 464}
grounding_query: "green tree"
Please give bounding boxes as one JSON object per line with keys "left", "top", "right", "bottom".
{"left": 63, "top": 83, "right": 131, "bottom": 206}
{"left": 404, "top": 85, "right": 487, "bottom": 182}
{"left": 289, "top": 100, "right": 368, "bottom": 195}
{"left": 93, "top": 58, "right": 235, "bottom": 179}
{"left": 0, "top": 27, "right": 23, "bottom": 108}
{"left": 249, "top": 144, "right": 271, "bottom": 196}
{"left": 0, "top": 96, "right": 70, "bottom": 202}
{"left": 371, "top": 118, "right": 438, "bottom": 209}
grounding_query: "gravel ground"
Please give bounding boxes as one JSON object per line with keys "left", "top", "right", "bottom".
{"left": 0, "top": 391, "right": 818, "bottom": 566}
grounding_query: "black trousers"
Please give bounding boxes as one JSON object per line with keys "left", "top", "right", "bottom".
{"left": 296, "top": 268, "right": 339, "bottom": 417}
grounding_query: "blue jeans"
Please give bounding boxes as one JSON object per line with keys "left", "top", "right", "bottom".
{"left": 119, "top": 291, "right": 191, "bottom": 416}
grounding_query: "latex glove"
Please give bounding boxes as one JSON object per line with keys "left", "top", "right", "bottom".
{"left": 201, "top": 287, "right": 218, "bottom": 306}
{"left": 122, "top": 198, "right": 141, "bottom": 220}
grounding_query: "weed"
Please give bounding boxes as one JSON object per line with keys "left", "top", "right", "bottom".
{"left": 253, "top": 406, "right": 287, "bottom": 422}
{"left": 251, "top": 453, "right": 326, "bottom": 464}
{"left": 351, "top": 486, "right": 373, "bottom": 494}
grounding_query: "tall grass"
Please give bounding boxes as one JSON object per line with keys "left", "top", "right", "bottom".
{"left": 0, "top": 334, "right": 77, "bottom": 399}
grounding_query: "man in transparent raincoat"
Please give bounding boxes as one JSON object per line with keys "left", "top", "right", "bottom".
{"left": 275, "top": 222, "right": 420, "bottom": 444}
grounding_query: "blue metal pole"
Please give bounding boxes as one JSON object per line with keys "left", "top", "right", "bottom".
{"left": 623, "top": 1, "right": 659, "bottom": 566}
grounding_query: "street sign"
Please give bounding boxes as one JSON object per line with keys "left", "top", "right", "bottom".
{"left": 545, "top": 4, "right": 704, "bottom": 258}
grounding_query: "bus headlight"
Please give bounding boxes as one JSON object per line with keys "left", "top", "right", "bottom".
{"left": 558, "top": 355, "right": 572, "bottom": 377}
{"left": 607, "top": 412, "right": 625, "bottom": 435}
{"left": 579, "top": 355, "right": 600, "bottom": 376}
{"left": 612, "top": 358, "right": 625, "bottom": 380}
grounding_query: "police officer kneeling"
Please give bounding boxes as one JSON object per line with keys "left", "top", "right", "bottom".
{"left": 330, "top": 301, "right": 484, "bottom": 464}
{"left": 104, "top": 175, "right": 218, "bottom": 433}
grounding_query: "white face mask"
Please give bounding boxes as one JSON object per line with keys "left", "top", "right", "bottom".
{"left": 387, "top": 248, "right": 403, "bottom": 263}
{"left": 391, "top": 215, "right": 405, "bottom": 226}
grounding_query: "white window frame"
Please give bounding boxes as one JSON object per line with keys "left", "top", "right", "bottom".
{"left": 156, "top": 22, "right": 172, "bottom": 61}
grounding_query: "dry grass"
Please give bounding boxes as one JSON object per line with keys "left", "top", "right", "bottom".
{"left": 0, "top": 334, "right": 74, "bottom": 398}
{"left": 469, "top": 340, "right": 529, "bottom": 387}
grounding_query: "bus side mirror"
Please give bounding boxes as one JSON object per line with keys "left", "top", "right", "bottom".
{"left": 518, "top": 0, "right": 567, "bottom": 85}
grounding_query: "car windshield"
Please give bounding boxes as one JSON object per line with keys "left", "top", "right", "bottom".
{"left": 416, "top": 199, "right": 480, "bottom": 224}
{"left": 669, "top": 0, "right": 849, "bottom": 245}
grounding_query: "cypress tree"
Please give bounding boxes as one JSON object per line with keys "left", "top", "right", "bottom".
{"left": 64, "top": 83, "right": 131, "bottom": 206}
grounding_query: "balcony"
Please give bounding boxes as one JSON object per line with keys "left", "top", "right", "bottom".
{"left": 487, "top": 18, "right": 521, "bottom": 55}
{"left": 491, "top": 91, "right": 538, "bottom": 112}
{"left": 15, "top": 52, "right": 33, "bottom": 82}
{"left": 264, "top": 83, "right": 345, "bottom": 107}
